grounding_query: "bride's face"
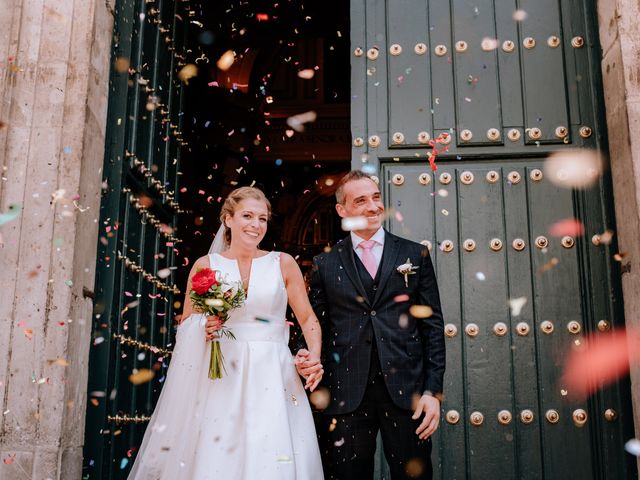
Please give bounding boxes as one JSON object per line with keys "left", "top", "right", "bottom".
{"left": 225, "top": 198, "right": 269, "bottom": 248}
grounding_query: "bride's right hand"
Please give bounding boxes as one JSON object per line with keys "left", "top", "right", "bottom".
{"left": 204, "top": 315, "right": 223, "bottom": 341}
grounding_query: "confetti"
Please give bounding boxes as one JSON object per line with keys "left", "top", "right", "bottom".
{"left": 513, "top": 9, "right": 528, "bottom": 21}
{"left": 508, "top": 297, "right": 527, "bottom": 317}
{"left": 178, "top": 64, "right": 198, "bottom": 84}
{"left": 405, "top": 458, "right": 425, "bottom": 478}
{"left": 297, "top": 69, "right": 315, "bottom": 79}
{"left": 481, "top": 38, "right": 499, "bottom": 51}
{"left": 47, "top": 358, "right": 70, "bottom": 367}
{"left": 540, "top": 257, "right": 559, "bottom": 272}
{"left": 129, "top": 369, "right": 155, "bottom": 385}
{"left": 548, "top": 218, "right": 585, "bottom": 237}
{"left": 544, "top": 149, "right": 603, "bottom": 189}
{"left": 309, "top": 387, "right": 331, "bottom": 410}
{"left": 217, "top": 50, "right": 235, "bottom": 71}
{"left": 157, "top": 268, "right": 172, "bottom": 279}
{"left": 475, "top": 272, "right": 486, "bottom": 281}
{"left": 409, "top": 305, "right": 433, "bottom": 318}
{"left": 625, "top": 439, "right": 640, "bottom": 456}
{"left": 597, "top": 229, "right": 615, "bottom": 245}
{"left": 562, "top": 328, "right": 640, "bottom": 400}
{"left": 286, "top": 110, "right": 317, "bottom": 132}
{"left": 341, "top": 216, "right": 368, "bottom": 231}
{"left": 0, "top": 204, "right": 21, "bottom": 225}
{"left": 427, "top": 133, "right": 449, "bottom": 171}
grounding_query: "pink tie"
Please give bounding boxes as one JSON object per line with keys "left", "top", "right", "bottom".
{"left": 358, "top": 240, "right": 378, "bottom": 278}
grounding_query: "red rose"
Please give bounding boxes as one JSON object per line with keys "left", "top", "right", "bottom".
{"left": 191, "top": 268, "right": 218, "bottom": 295}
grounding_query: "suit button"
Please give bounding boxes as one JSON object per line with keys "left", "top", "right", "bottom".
{"left": 371, "top": 311, "right": 376, "bottom": 316}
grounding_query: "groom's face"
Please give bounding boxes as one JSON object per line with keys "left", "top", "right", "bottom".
{"left": 336, "top": 178, "right": 385, "bottom": 238}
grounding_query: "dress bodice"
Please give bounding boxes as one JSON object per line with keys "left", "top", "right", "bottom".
{"left": 208, "top": 252, "right": 289, "bottom": 340}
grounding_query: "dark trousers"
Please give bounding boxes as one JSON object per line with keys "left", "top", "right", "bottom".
{"left": 316, "top": 372, "right": 433, "bottom": 480}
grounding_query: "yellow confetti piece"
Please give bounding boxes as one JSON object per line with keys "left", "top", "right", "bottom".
{"left": 409, "top": 305, "right": 433, "bottom": 318}
{"left": 178, "top": 64, "right": 198, "bottom": 84}
{"left": 309, "top": 387, "right": 331, "bottom": 410}
{"left": 129, "top": 369, "right": 155, "bottom": 385}
{"left": 47, "top": 358, "right": 70, "bottom": 367}
{"left": 217, "top": 50, "right": 235, "bottom": 71}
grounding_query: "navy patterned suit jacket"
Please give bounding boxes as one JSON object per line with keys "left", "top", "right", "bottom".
{"left": 310, "top": 230, "right": 445, "bottom": 415}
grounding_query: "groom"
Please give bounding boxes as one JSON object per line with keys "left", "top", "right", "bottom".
{"left": 297, "top": 170, "right": 445, "bottom": 479}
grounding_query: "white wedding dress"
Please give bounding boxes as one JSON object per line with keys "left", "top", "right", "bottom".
{"left": 128, "top": 252, "right": 323, "bottom": 479}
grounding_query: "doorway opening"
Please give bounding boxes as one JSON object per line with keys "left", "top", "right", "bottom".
{"left": 177, "top": 0, "right": 351, "bottom": 296}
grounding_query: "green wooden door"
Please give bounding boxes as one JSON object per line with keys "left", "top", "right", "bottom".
{"left": 83, "top": 0, "right": 189, "bottom": 478}
{"left": 351, "top": 0, "right": 636, "bottom": 478}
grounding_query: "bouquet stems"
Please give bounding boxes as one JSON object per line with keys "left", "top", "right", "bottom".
{"left": 208, "top": 339, "right": 225, "bottom": 379}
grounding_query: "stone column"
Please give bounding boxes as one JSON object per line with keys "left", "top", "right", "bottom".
{"left": 598, "top": 0, "right": 640, "bottom": 470}
{"left": 0, "top": 0, "right": 114, "bottom": 477}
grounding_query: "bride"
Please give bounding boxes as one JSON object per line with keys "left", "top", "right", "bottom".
{"left": 128, "top": 186, "right": 324, "bottom": 479}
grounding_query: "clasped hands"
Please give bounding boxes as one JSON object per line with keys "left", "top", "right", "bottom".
{"left": 294, "top": 349, "right": 323, "bottom": 392}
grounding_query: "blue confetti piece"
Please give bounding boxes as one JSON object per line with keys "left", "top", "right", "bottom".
{"left": 63, "top": 146, "right": 72, "bottom": 154}
{"left": 120, "top": 458, "right": 129, "bottom": 469}
{"left": 255, "top": 317, "right": 270, "bottom": 323}
{"left": 361, "top": 164, "right": 376, "bottom": 174}
{"left": 275, "top": 159, "right": 283, "bottom": 166}
{"left": 332, "top": 352, "right": 341, "bottom": 364}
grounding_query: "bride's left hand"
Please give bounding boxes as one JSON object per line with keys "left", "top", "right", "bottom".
{"left": 305, "top": 367, "right": 323, "bottom": 392}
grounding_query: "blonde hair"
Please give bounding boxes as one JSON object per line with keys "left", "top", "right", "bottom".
{"left": 219, "top": 187, "right": 272, "bottom": 244}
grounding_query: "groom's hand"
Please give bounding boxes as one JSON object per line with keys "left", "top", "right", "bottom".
{"left": 412, "top": 394, "right": 440, "bottom": 440}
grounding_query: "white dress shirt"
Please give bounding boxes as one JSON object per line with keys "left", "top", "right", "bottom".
{"left": 351, "top": 227, "right": 385, "bottom": 270}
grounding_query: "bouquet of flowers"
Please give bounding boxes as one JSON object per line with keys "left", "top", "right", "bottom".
{"left": 189, "top": 267, "right": 246, "bottom": 379}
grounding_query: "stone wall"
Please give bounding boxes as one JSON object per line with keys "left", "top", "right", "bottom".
{"left": 597, "top": 0, "right": 640, "bottom": 472}
{"left": 0, "top": 0, "right": 114, "bottom": 478}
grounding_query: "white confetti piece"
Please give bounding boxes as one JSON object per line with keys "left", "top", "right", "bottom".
{"left": 544, "top": 149, "right": 603, "bottom": 189}
{"left": 341, "top": 216, "right": 368, "bottom": 231}
{"left": 509, "top": 297, "right": 528, "bottom": 316}
{"left": 625, "top": 439, "right": 640, "bottom": 456}
{"left": 286, "top": 110, "right": 317, "bottom": 132}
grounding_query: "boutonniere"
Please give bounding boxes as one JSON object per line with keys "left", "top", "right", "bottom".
{"left": 396, "top": 258, "right": 419, "bottom": 287}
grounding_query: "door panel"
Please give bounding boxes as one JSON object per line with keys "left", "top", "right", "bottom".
{"left": 381, "top": 161, "right": 629, "bottom": 479}
{"left": 84, "top": 0, "right": 188, "bottom": 477}
{"left": 353, "top": 1, "right": 634, "bottom": 477}
{"left": 352, "top": 0, "right": 593, "bottom": 165}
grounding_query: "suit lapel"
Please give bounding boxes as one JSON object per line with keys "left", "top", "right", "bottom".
{"left": 337, "top": 235, "right": 371, "bottom": 307}
{"left": 371, "top": 231, "right": 402, "bottom": 307}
